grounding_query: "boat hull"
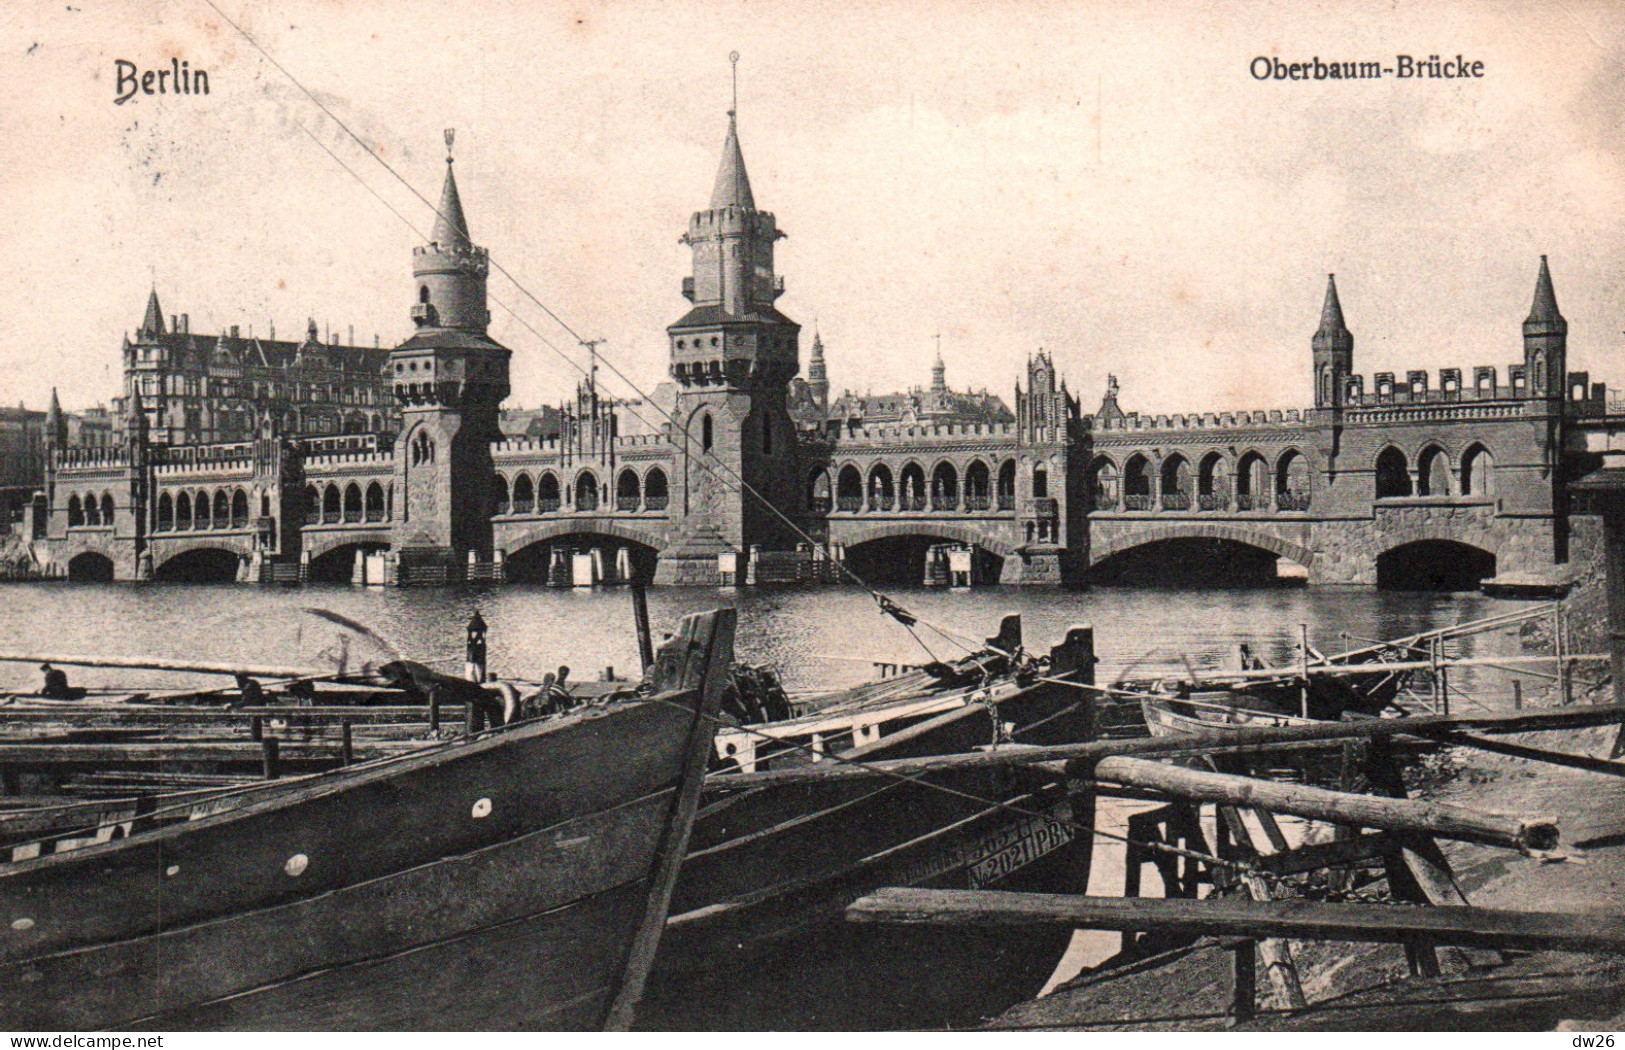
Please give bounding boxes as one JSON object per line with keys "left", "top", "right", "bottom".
{"left": 0, "top": 611, "right": 732, "bottom": 1031}
{"left": 639, "top": 669, "right": 1096, "bottom": 1030}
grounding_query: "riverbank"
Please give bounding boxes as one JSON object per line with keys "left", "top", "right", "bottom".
{"left": 990, "top": 703, "right": 1625, "bottom": 1032}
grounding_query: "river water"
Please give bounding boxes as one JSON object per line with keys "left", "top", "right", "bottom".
{"left": 0, "top": 579, "right": 1538, "bottom": 703}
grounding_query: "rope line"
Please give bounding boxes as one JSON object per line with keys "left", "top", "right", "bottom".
{"left": 199, "top": 0, "right": 993, "bottom": 668}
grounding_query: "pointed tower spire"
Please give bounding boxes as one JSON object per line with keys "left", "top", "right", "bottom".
{"left": 45, "top": 387, "right": 65, "bottom": 447}
{"left": 140, "top": 289, "right": 165, "bottom": 338}
{"left": 1525, "top": 255, "right": 1564, "bottom": 328}
{"left": 1312, "top": 274, "right": 1354, "bottom": 408}
{"left": 431, "top": 129, "right": 472, "bottom": 249}
{"left": 710, "top": 113, "right": 756, "bottom": 212}
{"left": 1316, "top": 274, "right": 1349, "bottom": 337}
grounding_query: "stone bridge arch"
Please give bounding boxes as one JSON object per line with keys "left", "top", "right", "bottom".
{"left": 499, "top": 519, "right": 668, "bottom": 555}
{"left": 837, "top": 521, "right": 1016, "bottom": 558}
{"left": 1091, "top": 521, "right": 1316, "bottom": 571}
{"left": 305, "top": 530, "right": 394, "bottom": 562}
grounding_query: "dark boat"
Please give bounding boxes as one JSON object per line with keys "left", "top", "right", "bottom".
{"left": 0, "top": 608, "right": 733, "bottom": 1031}
{"left": 636, "top": 616, "right": 1099, "bottom": 1031}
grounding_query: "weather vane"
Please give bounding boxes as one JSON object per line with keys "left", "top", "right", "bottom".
{"left": 729, "top": 51, "right": 740, "bottom": 117}
{"left": 444, "top": 128, "right": 455, "bottom": 163}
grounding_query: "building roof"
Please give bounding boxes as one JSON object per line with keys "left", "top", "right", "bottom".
{"left": 431, "top": 160, "right": 473, "bottom": 249}
{"left": 1318, "top": 274, "right": 1348, "bottom": 334}
{"left": 393, "top": 328, "right": 508, "bottom": 354}
{"left": 710, "top": 114, "right": 756, "bottom": 212}
{"left": 1526, "top": 255, "right": 1563, "bottom": 326}
{"left": 667, "top": 303, "right": 797, "bottom": 330}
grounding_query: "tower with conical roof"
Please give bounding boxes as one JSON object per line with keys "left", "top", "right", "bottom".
{"left": 658, "top": 60, "right": 801, "bottom": 583}
{"left": 389, "top": 132, "right": 511, "bottom": 579}
{"left": 807, "top": 329, "right": 829, "bottom": 416}
{"left": 1312, "top": 274, "right": 1354, "bottom": 408}
{"left": 1523, "top": 256, "right": 1566, "bottom": 400}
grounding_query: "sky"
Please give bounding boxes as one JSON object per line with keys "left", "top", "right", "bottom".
{"left": 0, "top": 0, "right": 1621, "bottom": 417}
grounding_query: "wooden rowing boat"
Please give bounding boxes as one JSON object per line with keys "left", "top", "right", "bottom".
{"left": 635, "top": 617, "right": 1099, "bottom": 1030}
{"left": 0, "top": 608, "right": 733, "bottom": 1031}
{"left": 1139, "top": 692, "right": 1317, "bottom": 739}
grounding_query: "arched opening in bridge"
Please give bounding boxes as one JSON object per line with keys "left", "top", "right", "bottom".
{"left": 1123, "top": 454, "right": 1151, "bottom": 510}
{"left": 868, "top": 464, "right": 894, "bottom": 511}
{"left": 931, "top": 463, "right": 958, "bottom": 511}
{"left": 844, "top": 535, "right": 1002, "bottom": 588}
{"left": 1276, "top": 450, "right": 1310, "bottom": 510}
{"left": 808, "top": 469, "right": 832, "bottom": 514}
{"left": 343, "top": 484, "right": 363, "bottom": 524}
{"left": 996, "top": 459, "right": 1016, "bottom": 510}
{"left": 66, "top": 551, "right": 115, "bottom": 583}
{"left": 899, "top": 463, "right": 926, "bottom": 511}
{"left": 176, "top": 492, "right": 193, "bottom": 531}
{"left": 195, "top": 490, "right": 213, "bottom": 530}
{"left": 1375, "top": 446, "right": 1412, "bottom": 498}
{"left": 617, "top": 469, "right": 641, "bottom": 512}
{"left": 645, "top": 468, "right": 669, "bottom": 510}
{"left": 101, "top": 494, "right": 115, "bottom": 525}
{"left": 307, "top": 542, "right": 389, "bottom": 584}
{"left": 321, "top": 485, "right": 340, "bottom": 524}
{"left": 503, "top": 534, "right": 659, "bottom": 586}
{"left": 1160, "top": 454, "right": 1190, "bottom": 510}
{"left": 1416, "top": 445, "right": 1451, "bottom": 497}
{"left": 1461, "top": 444, "right": 1495, "bottom": 497}
{"left": 538, "top": 472, "right": 560, "bottom": 512}
{"left": 1235, "top": 452, "right": 1268, "bottom": 509}
{"left": 1089, "top": 538, "right": 1301, "bottom": 588}
{"left": 575, "top": 472, "right": 599, "bottom": 512}
{"left": 82, "top": 494, "right": 99, "bottom": 527}
{"left": 153, "top": 548, "right": 241, "bottom": 584}
{"left": 1198, "top": 452, "right": 1228, "bottom": 510}
{"left": 837, "top": 465, "right": 863, "bottom": 512}
{"left": 157, "top": 492, "right": 174, "bottom": 532}
{"left": 1088, "top": 456, "right": 1118, "bottom": 511}
{"left": 232, "top": 489, "right": 249, "bottom": 528}
{"left": 1376, "top": 540, "right": 1495, "bottom": 592}
{"left": 364, "top": 482, "right": 385, "bottom": 523}
{"left": 512, "top": 473, "right": 534, "bottom": 514}
{"left": 964, "top": 460, "right": 990, "bottom": 510}
{"left": 494, "top": 474, "right": 511, "bottom": 516}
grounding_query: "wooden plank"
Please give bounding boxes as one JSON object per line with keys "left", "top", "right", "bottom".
{"left": 845, "top": 888, "right": 1625, "bottom": 952}
{"left": 139, "top": 883, "right": 646, "bottom": 1030}
{"left": 1093, "top": 756, "right": 1557, "bottom": 852}
{"left": 1214, "top": 803, "right": 1307, "bottom": 1011}
{"left": 0, "top": 791, "right": 674, "bottom": 1029}
{"left": 705, "top": 705, "right": 1625, "bottom": 791}
{"left": 0, "top": 740, "right": 424, "bottom": 766}
{"left": 603, "top": 607, "right": 734, "bottom": 1032}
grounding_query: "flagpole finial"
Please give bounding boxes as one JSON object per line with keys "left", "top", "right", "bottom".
{"left": 728, "top": 51, "right": 740, "bottom": 118}
{"left": 444, "top": 128, "right": 456, "bottom": 163}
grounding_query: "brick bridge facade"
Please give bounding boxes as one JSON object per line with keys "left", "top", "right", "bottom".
{"left": 22, "top": 120, "right": 1623, "bottom": 589}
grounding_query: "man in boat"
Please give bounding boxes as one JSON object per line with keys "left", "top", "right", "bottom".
{"left": 546, "top": 666, "right": 575, "bottom": 713}
{"left": 38, "top": 663, "right": 72, "bottom": 700}
{"left": 232, "top": 674, "right": 265, "bottom": 708}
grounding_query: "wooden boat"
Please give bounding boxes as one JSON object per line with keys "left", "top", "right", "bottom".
{"left": 635, "top": 617, "right": 1099, "bottom": 1031}
{"left": 0, "top": 608, "right": 733, "bottom": 1032}
{"left": 1139, "top": 690, "right": 1317, "bottom": 739}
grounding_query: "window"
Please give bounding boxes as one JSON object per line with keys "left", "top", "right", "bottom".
{"left": 701, "top": 413, "right": 713, "bottom": 453}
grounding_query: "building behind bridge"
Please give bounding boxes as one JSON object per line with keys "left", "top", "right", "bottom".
{"left": 21, "top": 102, "right": 1625, "bottom": 590}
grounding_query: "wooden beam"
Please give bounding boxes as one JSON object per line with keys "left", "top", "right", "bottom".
{"left": 845, "top": 888, "right": 1625, "bottom": 953}
{"left": 1254, "top": 831, "right": 1399, "bottom": 877}
{"left": 1408, "top": 727, "right": 1625, "bottom": 778}
{"left": 704, "top": 705, "right": 1625, "bottom": 791}
{"left": 1093, "top": 756, "right": 1557, "bottom": 852}
{"left": 0, "top": 652, "right": 323, "bottom": 678}
{"left": 0, "top": 740, "right": 422, "bottom": 766}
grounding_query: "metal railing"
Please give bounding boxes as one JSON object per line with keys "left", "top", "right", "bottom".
{"left": 537, "top": 497, "right": 561, "bottom": 513}
{"left": 1277, "top": 492, "right": 1312, "bottom": 512}
{"left": 617, "top": 495, "right": 641, "bottom": 512}
{"left": 645, "top": 495, "right": 669, "bottom": 511}
{"left": 1124, "top": 494, "right": 1153, "bottom": 511}
{"left": 1161, "top": 492, "right": 1191, "bottom": 511}
{"left": 836, "top": 495, "right": 862, "bottom": 512}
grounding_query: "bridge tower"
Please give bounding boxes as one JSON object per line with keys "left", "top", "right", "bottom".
{"left": 1524, "top": 255, "right": 1566, "bottom": 401}
{"left": 655, "top": 85, "right": 801, "bottom": 585}
{"left": 388, "top": 133, "right": 511, "bottom": 583}
{"left": 1313, "top": 274, "right": 1354, "bottom": 408}
{"left": 124, "top": 389, "right": 152, "bottom": 580}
